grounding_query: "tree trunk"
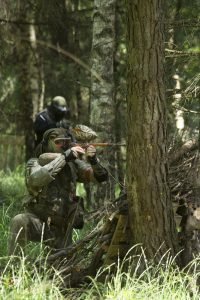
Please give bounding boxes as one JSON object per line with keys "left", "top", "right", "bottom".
{"left": 114, "top": 2, "right": 127, "bottom": 192}
{"left": 29, "top": 21, "right": 45, "bottom": 116}
{"left": 90, "top": 0, "right": 116, "bottom": 205}
{"left": 165, "top": 0, "right": 184, "bottom": 146}
{"left": 74, "top": 0, "right": 84, "bottom": 124}
{"left": 15, "top": 2, "right": 43, "bottom": 159}
{"left": 126, "top": 0, "right": 178, "bottom": 260}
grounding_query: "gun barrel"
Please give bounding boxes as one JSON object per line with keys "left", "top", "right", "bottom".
{"left": 84, "top": 142, "right": 126, "bottom": 147}
{"left": 70, "top": 142, "right": 126, "bottom": 148}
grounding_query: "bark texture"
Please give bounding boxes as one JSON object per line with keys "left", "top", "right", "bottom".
{"left": 29, "top": 22, "right": 44, "bottom": 116}
{"left": 126, "top": 0, "right": 178, "bottom": 259}
{"left": 15, "top": 3, "right": 43, "bottom": 159}
{"left": 90, "top": 0, "right": 116, "bottom": 204}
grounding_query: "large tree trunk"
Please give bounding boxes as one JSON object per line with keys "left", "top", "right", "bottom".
{"left": 126, "top": 0, "right": 178, "bottom": 260}
{"left": 90, "top": 0, "right": 116, "bottom": 206}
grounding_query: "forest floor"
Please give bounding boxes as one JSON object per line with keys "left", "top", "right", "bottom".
{"left": 0, "top": 167, "right": 200, "bottom": 299}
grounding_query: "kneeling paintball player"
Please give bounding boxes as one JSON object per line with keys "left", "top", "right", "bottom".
{"left": 8, "top": 128, "right": 108, "bottom": 255}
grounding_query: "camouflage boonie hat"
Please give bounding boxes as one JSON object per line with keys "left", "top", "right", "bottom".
{"left": 52, "top": 96, "right": 67, "bottom": 112}
{"left": 43, "top": 128, "right": 71, "bottom": 143}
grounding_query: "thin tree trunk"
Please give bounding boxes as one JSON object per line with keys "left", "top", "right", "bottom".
{"left": 114, "top": 2, "right": 126, "bottom": 192}
{"left": 15, "top": 3, "right": 43, "bottom": 159}
{"left": 74, "top": 0, "right": 84, "bottom": 124}
{"left": 166, "top": 0, "right": 184, "bottom": 146}
{"left": 90, "top": 0, "right": 116, "bottom": 205}
{"left": 29, "top": 21, "right": 44, "bottom": 115}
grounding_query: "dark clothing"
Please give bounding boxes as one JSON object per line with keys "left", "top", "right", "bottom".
{"left": 34, "top": 109, "right": 57, "bottom": 145}
{"left": 34, "top": 108, "right": 70, "bottom": 145}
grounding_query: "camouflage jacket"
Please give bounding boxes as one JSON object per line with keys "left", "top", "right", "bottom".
{"left": 24, "top": 152, "right": 108, "bottom": 225}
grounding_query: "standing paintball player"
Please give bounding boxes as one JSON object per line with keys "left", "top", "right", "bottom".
{"left": 34, "top": 96, "right": 71, "bottom": 146}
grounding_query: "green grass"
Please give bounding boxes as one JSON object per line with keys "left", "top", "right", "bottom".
{"left": 1, "top": 248, "right": 200, "bottom": 300}
{"left": 80, "top": 252, "right": 200, "bottom": 300}
{"left": 1, "top": 168, "right": 200, "bottom": 299}
{"left": 0, "top": 167, "right": 26, "bottom": 257}
{"left": 0, "top": 167, "right": 64, "bottom": 298}
{"left": 0, "top": 253, "right": 64, "bottom": 300}
{"left": 0, "top": 166, "right": 26, "bottom": 204}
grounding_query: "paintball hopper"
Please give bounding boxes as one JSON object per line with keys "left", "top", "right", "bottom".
{"left": 72, "top": 124, "right": 98, "bottom": 142}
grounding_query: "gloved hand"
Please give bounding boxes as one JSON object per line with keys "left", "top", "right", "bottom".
{"left": 86, "top": 145, "right": 98, "bottom": 164}
{"left": 64, "top": 146, "right": 85, "bottom": 161}
{"left": 86, "top": 145, "right": 96, "bottom": 158}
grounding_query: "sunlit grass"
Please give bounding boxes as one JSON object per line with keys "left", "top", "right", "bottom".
{"left": 0, "top": 251, "right": 64, "bottom": 300}
{"left": 1, "top": 168, "right": 200, "bottom": 299}
{"left": 1, "top": 247, "right": 200, "bottom": 300}
{"left": 80, "top": 249, "right": 200, "bottom": 300}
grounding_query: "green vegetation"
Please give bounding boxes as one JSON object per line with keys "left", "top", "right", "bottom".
{"left": 0, "top": 167, "right": 25, "bottom": 257}
{"left": 1, "top": 248, "right": 200, "bottom": 299}
{"left": 81, "top": 257, "right": 200, "bottom": 300}
{"left": 0, "top": 256, "right": 64, "bottom": 300}
{"left": 0, "top": 169, "right": 200, "bottom": 299}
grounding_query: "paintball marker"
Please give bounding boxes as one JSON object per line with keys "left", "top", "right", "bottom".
{"left": 70, "top": 124, "right": 126, "bottom": 148}
{"left": 70, "top": 142, "right": 126, "bottom": 149}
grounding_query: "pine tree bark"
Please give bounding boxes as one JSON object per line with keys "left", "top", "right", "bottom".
{"left": 90, "top": 0, "right": 116, "bottom": 205}
{"left": 126, "top": 0, "right": 178, "bottom": 259}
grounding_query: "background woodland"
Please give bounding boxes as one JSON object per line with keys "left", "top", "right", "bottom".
{"left": 0, "top": 0, "right": 200, "bottom": 279}
{"left": 0, "top": 0, "right": 199, "bottom": 165}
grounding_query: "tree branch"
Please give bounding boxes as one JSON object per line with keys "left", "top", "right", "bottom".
{"left": 169, "top": 140, "right": 198, "bottom": 164}
{"left": 0, "top": 18, "right": 47, "bottom": 26}
{"left": 165, "top": 48, "right": 200, "bottom": 58}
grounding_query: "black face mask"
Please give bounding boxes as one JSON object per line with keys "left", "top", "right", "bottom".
{"left": 50, "top": 105, "right": 66, "bottom": 121}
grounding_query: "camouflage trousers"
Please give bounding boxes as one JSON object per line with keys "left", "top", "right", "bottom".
{"left": 7, "top": 212, "right": 72, "bottom": 255}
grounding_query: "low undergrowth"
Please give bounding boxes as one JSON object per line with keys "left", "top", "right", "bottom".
{"left": 1, "top": 168, "right": 200, "bottom": 299}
